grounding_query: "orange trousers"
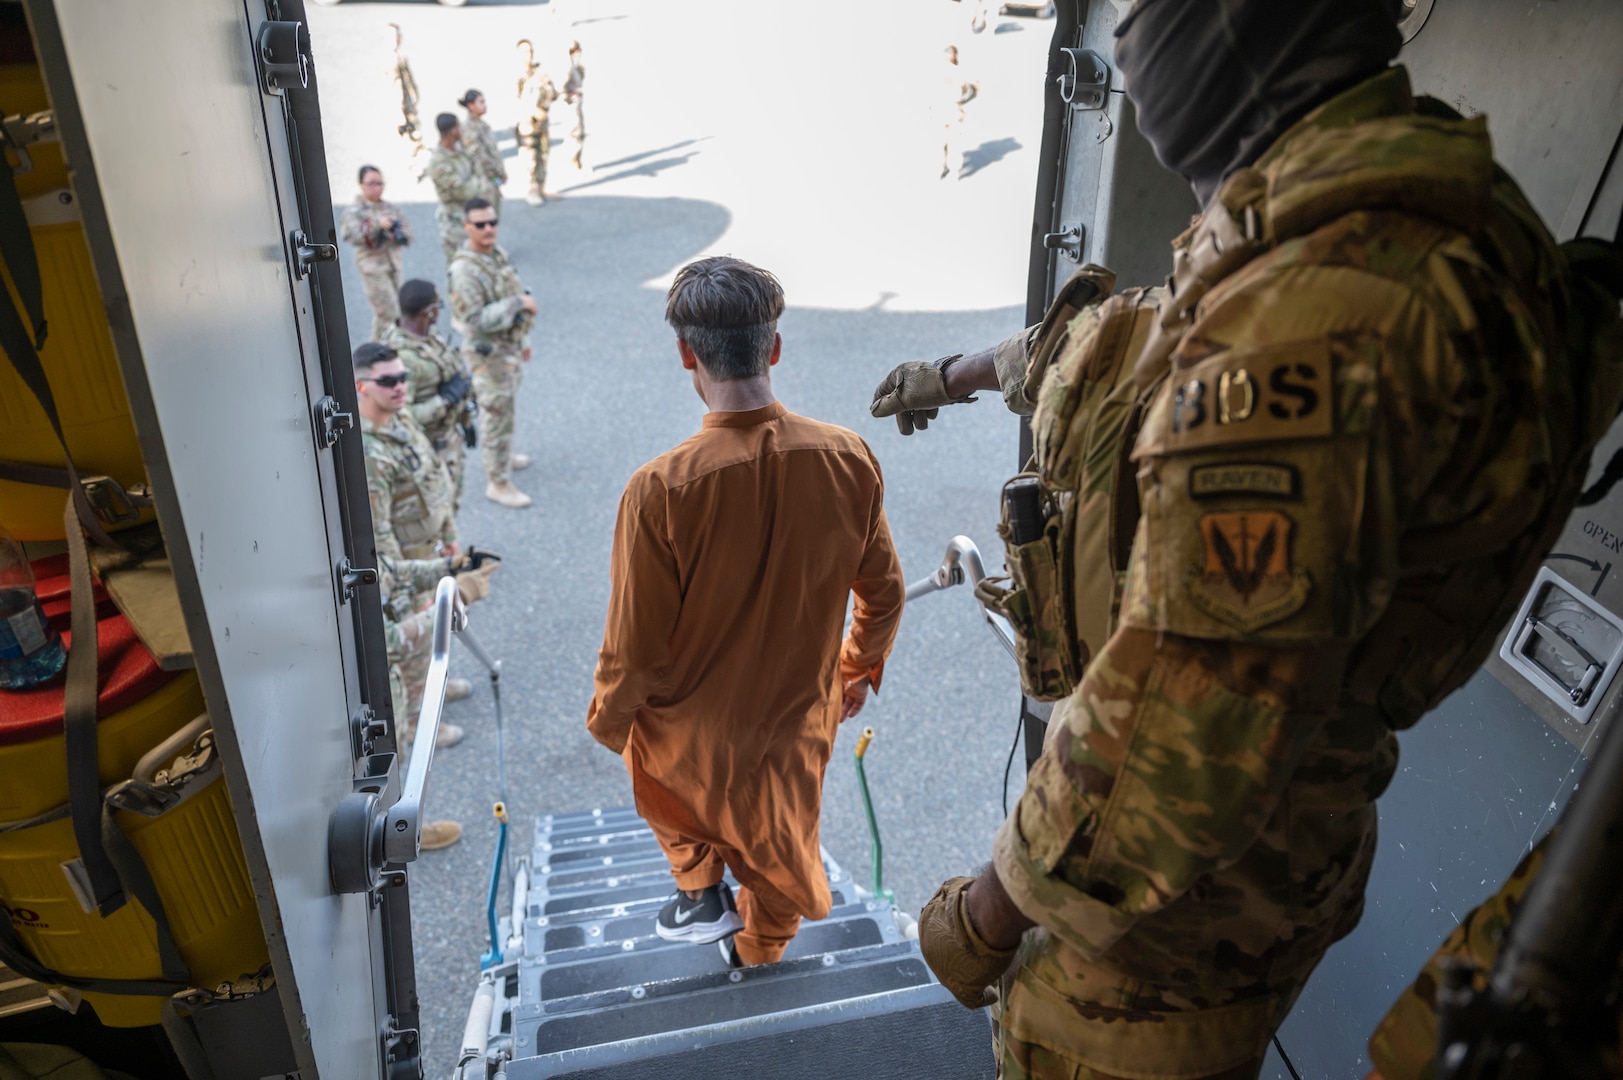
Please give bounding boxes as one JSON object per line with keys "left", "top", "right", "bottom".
{"left": 648, "top": 819, "right": 803, "bottom": 965}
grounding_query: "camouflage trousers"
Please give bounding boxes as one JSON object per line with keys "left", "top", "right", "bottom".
{"left": 469, "top": 347, "right": 524, "bottom": 482}
{"left": 356, "top": 252, "right": 403, "bottom": 342}
{"left": 432, "top": 427, "right": 468, "bottom": 515}
{"left": 388, "top": 662, "right": 417, "bottom": 759}
{"left": 400, "top": 107, "right": 423, "bottom": 158}
{"left": 518, "top": 123, "right": 551, "bottom": 195}
{"left": 989, "top": 937, "right": 1300, "bottom": 1080}
{"left": 392, "top": 591, "right": 435, "bottom": 738}
{"left": 570, "top": 101, "right": 585, "bottom": 167}
{"left": 436, "top": 204, "right": 465, "bottom": 265}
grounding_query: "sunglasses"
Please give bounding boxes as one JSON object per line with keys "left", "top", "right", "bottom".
{"left": 468, "top": 219, "right": 499, "bottom": 230}
{"left": 364, "top": 373, "right": 409, "bottom": 388}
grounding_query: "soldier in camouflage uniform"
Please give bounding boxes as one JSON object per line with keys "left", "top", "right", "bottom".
{"left": 459, "top": 89, "right": 506, "bottom": 215}
{"left": 428, "top": 113, "right": 495, "bottom": 265}
{"left": 448, "top": 198, "right": 538, "bottom": 509}
{"left": 515, "top": 39, "right": 560, "bottom": 206}
{"left": 871, "top": 2, "right": 1623, "bottom": 1076}
{"left": 354, "top": 342, "right": 477, "bottom": 735}
{"left": 563, "top": 41, "right": 586, "bottom": 171}
{"left": 382, "top": 278, "right": 476, "bottom": 510}
{"left": 339, "top": 165, "right": 413, "bottom": 342}
{"left": 389, "top": 24, "right": 424, "bottom": 163}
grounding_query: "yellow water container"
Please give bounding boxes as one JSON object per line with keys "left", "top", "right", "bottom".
{"left": 0, "top": 61, "right": 150, "bottom": 541}
{"left": 0, "top": 558, "right": 269, "bottom": 1027}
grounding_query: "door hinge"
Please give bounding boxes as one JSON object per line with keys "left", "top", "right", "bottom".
{"left": 313, "top": 395, "right": 352, "bottom": 449}
{"left": 1043, "top": 223, "right": 1085, "bottom": 262}
{"left": 1058, "top": 48, "right": 1108, "bottom": 111}
{"left": 337, "top": 557, "right": 378, "bottom": 605}
{"left": 256, "top": 20, "right": 309, "bottom": 95}
{"left": 291, "top": 230, "right": 337, "bottom": 279}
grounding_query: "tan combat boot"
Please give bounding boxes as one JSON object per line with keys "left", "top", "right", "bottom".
{"left": 525, "top": 186, "right": 544, "bottom": 206}
{"left": 434, "top": 723, "right": 465, "bottom": 750}
{"left": 421, "top": 821, "right": 463, "bottom": 851}
{"left": 445, "top": 676, "right": 473, "bottom": 702}
{"left": 511, "top": 452, "right": 532, "bottom": 471}
{"left": 486, "top": 479, "right": 533, "bottom": 509}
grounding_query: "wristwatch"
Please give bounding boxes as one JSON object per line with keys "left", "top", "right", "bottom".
{"left": 932, "top": 353, "right": 978, "bottom": 404}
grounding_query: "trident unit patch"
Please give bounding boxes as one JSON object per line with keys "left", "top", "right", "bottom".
{"left": 1186, "top": 510, "right": 1311, "bottom": 632}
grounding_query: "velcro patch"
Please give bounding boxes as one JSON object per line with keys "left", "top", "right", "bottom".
{"left": 1185, "top": 510, "right": 1311, "bottom": 632}
{"left": 1188, "top": 462, "right": 1300, "bottom": 500}
{"left": 1133, "top": 343, "right": 1332, "bottom": 458}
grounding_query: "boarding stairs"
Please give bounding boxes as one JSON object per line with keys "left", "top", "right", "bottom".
{"left": 478, "top": 806, "right": 995, "bottom": 1080}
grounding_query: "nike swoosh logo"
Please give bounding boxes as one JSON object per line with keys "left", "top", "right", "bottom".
{"left": 673, "top": 906, "right": 698, "bottom": 924}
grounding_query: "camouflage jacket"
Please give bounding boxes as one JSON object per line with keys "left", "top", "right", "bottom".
{"left": 461, "top": 114, "right": 505, "bottom": 184}
{"left": 988, "top": 66, "right": 1622, "bottom": 1073}
{"left": 362, "top": 410, "right": 459, "bottom": 571}
{"left": 517, "top": 65, "right": 559, "bottom": 133}
{"left": 339, "top": 196, "right": 411, "bottom": 267}
{"left": 381, "top": 322, "right": 470, "bottom": 447}
{"left": 563, "top": 60, "right": 583, "bottom": 104}
{"left": 448, "top": 245, "right": 532, "bottom": 352}
{"left": 427, "top": 145, "right": 490, "bottom": 220}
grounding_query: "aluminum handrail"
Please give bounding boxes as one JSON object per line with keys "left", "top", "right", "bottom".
{"left": 384, "top": 575, "right": 460, "bottom": 863}
{"left": 905, "top": 535, "right": 1016, "bottom": 660}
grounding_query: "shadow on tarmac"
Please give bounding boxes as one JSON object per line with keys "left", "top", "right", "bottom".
{"left": 960, "top": 136, "right": 1023, "bottom": 179}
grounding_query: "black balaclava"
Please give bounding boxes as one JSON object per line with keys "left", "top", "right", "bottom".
{"left": 1114, "top": 0, "right": 1403, "bottom": 205}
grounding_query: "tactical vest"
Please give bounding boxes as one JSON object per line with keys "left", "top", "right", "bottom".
{"left": 377, "top": 423, "right": 447, "bottom": 559}
{"left": 983, "top": 99, "right": 1623, "bottom": 717}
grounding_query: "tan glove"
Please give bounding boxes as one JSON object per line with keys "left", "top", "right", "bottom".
{"left": 869, "top": 355, "right": 975, "bottom": 435}
{"left": 918, "top": 876, "right": 1018, "bottom": 1009}
{"left": 456, "top": 561, "right": 498, "bottom": 605}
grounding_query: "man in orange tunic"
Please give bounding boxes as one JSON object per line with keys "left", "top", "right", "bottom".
{"left": 587, "top": 257, "right": 906, "bottom": 967}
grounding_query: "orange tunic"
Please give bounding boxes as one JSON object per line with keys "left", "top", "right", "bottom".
{"left": 587, "top": 401, "right": 905, "bottom": 918}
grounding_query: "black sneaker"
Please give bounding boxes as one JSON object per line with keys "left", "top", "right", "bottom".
{"left": 718, "top": 935, "right": 742, "bottom": 969}
{"left": 655, "top": 883, "right": 743, "bottom": 944}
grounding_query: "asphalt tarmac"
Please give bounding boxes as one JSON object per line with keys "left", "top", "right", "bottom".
{"left": 308, "top": 1, "right": 1051, "bottom": 1071}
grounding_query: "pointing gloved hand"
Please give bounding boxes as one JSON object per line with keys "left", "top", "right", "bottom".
{"left": 438, "top": 372, "right": 472, "bottom": 406}
{"left": 869, "top": 355, "right": 976, "bottom": 435}
{"left": 918, "top": 876, "right": 1018, "bottom": 1009}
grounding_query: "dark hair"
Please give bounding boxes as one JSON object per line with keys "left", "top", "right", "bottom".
{"left": 459, "top": 89, "right": 482, "bottom": 108}
{"left": 665, "top": 256, "right": 785, "bottom": 380}
{"left": 463, "top": 197, "right": 494, "bottom": 218}
{"left": 569, "top": 41, "right": 581, "bottom": 53}
{"left": 358, "top": 164, "right": 381, "bottom": 184}
{"left": 398, "top": 279, "right": 439, "bottom": 317}
{"left": 353, "top": 341, "right": 398, "bottom": 373}
{"left": 516, "top": 38, "right": 533, "bottom": 50}
{"left": 435, "top": 112, "right": 459, "bottom": 135}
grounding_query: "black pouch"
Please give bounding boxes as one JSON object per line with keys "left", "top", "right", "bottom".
{"left": 975, "top": 474, "right": 1079, "bottom": 701}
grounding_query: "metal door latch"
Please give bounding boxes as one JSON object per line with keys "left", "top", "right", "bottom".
{"left": 256, "top": 21, "right": 310, "bottom": 95}
{"left": 291, "top": 230, "right": 337, "bottom": 279}
{"left": 1500, "top": 566, "right": 1623, "bottom": 723}
{"left": 1043, "top": 223, "right": 1085, "bottom": 262}
{"left": 1058, "top": 48, "right": 1108, "bottom": 110}
{"left": 313, "top": 395, "right": 352, "bottom": 449}
{"left": 337, "top": 557, "right": 378, "bottom": 605}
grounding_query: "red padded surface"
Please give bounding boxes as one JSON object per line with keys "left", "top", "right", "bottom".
{"left": 0, "top": 555, "right": 178, "bottom": 746}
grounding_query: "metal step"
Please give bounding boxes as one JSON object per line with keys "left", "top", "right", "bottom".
{"left": 499, "top": 806, "right": 994, "bottom": 1079}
